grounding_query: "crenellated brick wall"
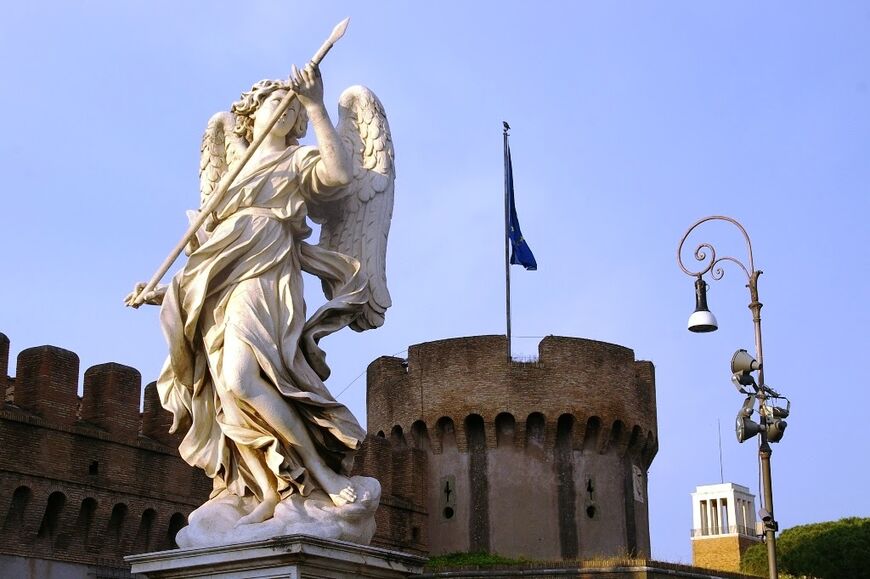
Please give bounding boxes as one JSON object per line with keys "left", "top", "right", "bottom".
{"left": 0, "top": 331, "right": 428, "bottom": 573}
{"left": 0, "top": 332, "right": 211, "bottom": 571}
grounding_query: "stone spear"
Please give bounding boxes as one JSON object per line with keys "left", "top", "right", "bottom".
{"left": 129, "top": 17, "right": 349, "bottom": 307}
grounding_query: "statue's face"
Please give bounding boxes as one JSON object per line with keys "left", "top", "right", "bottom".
{"left": 252, "top": 89, "right": 297, "bottom": 139}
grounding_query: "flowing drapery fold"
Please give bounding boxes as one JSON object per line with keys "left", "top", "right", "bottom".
{"left": 157, "top": 145, "right": 369, "bottom": 499}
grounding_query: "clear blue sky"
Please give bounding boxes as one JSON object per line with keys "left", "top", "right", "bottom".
{"left": 1, "top": 1, "right": 868, "bottom": 564}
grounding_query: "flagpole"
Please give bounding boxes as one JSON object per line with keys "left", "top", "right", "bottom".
{"left": 503, "top": 122, "right": 512, "bottom": 360}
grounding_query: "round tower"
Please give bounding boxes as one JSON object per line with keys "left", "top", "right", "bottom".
{"left": 366, "top": 335, "right": 659, "bottom": 560}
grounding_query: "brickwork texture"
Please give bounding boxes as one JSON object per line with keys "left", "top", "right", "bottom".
{"left": 367, "top": 335, "right": 659, "bottom": 561}
{"left": 693, "top": 534, "right": 760, "bottom": 574}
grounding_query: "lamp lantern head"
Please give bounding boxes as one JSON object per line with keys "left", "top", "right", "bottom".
{"left": 688, "top": 276, "right": 718, "bottom": 333}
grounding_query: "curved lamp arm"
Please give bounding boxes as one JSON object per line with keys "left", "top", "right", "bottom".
{"left": 677, "top": 215, "right": 756, "bottom": 283}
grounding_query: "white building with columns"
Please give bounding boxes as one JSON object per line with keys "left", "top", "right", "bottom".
{"left": 690, "top": 482, "right": 762, "bottom": 572}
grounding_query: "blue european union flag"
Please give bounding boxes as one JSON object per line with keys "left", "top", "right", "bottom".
{"left": 505, "top": 143, "right": 537, "bottom": 271}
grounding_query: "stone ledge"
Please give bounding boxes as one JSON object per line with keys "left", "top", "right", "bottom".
{"left": 419, "top": 560, "right": 756, "bottom": 579}
{"left": 126, "top": 534, "right": 426, "bottom": 578}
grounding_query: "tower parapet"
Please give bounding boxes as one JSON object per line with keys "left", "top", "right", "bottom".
{"left": 367, "top": 335, "right": 658, "bottom": 560}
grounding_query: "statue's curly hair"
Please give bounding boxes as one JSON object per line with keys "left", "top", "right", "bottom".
{"left": 231, "top": 79, "right": 308, "bottom": 144}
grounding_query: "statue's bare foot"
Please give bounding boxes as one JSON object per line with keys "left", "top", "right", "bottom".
{"left": 329, "top": 485, "right": 357, "bottom": 507}
{"left": 321, "top": 473, "right": 357, "bottom": 507}
{"left": 235, "top": 491, "right": 279, "bottom": 526}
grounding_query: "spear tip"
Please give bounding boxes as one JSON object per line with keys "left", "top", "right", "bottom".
{"left": 333, "top": 17, "right": 350, "bottom": 41}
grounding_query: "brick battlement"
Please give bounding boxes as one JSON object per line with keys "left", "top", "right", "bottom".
{"left": 0, "top": 331, "right": 211, "bottom": 571}
{"left": 0, "top": 334, "right": 174, "bottom": 445}
{"left": 0, "top": 331, "right": 428, "bottom": 568}
{"left": 367, "top": 335, "right": 658, "bottom": 466}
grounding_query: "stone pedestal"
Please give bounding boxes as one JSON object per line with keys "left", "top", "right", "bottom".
{"left": 126, "top": 534, "right": 426, "bottom": 579}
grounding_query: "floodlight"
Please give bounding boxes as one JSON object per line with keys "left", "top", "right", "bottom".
{"left": 767, "top": 419, "right": 788, "bottom": 443}
{"left": 736, "top": 415, "right": 762, "bottom": 443}
{"left": 736, "top": 396, "right": 761, "bottom": 443}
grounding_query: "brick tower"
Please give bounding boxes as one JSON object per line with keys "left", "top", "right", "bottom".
{"left": 366, "top": 335, "right": 659, "bottom": 560}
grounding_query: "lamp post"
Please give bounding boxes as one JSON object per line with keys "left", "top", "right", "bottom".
{"left": 677, "top": 215, "right": 790, "bottom": 579}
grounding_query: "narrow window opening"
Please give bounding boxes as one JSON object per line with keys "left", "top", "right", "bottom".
{"left": 586, "top": 505, "right": 596, "bottom": 518}
{"left": 410, "top": 420, "right": 430, "bottom": 450}
{"left": 106, "top": 503, "right": 128, "bottom": 549}
{"left": 167, "top": 513, "right": 186, "bottom": 549}
{"left": 525, "top": 412, "right": 546, "bottom": 448}
{"left": 37, "top": 492, "right": 66, "bottom": 539}
{"left": 89, "top": 461, "right": 99, "bottom": 475}
{"left": 443, "top": 507, "right": 454, "bottom": 519}
{"left": 76, "top": 498, "right": 98, "bottom": 547}
{"left": 390, "top": 425, "right": 408, "bottom": 449}
{"left": 495, "top": 412, "right": 516, "bottom": 447}
{"left": 4, "top": 486, "right": 32, "bottom": 531}
{"left": 582, "top": 417, "right": 601, "bottom": 452}
{"left": 134, "top": 509, "right": 157, "bottom": 554}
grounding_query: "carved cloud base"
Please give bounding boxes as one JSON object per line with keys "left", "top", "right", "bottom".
{"left": 176, "top": 475, "right": 381, "bottom": 549}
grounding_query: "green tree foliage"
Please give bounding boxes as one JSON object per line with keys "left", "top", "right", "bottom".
{"left": 741, "top": 542, "right": 770, "bottom": 577}
{"left": 741, "top": 517, "right": 870, "bottom": 578}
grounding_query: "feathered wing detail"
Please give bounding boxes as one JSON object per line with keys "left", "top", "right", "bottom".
{"left": 199, "top": 111, "right": 248, "bottom": 209}
{"left": 309, "top": 86, "right": 395, "bottom": 332}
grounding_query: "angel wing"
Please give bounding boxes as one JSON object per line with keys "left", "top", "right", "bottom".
{"left": 309, "top": 85, "right": 395, "bottom": 332}
{"left": 199, "top": 112, "right": 247, "bottom": 209}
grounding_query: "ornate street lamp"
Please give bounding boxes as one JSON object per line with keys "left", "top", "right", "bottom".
{"left": 677, "top": 215, "right": 790, "bottom": 579}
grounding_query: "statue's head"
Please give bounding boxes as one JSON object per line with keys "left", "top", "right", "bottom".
{"left": 232, "top": 79, "right": 308, "bottom": 145}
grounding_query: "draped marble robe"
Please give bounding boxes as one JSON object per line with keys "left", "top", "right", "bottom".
{"left": 156, "top": 144, "right": 369, "bottom": 501}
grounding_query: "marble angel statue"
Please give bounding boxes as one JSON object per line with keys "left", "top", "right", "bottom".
{"left": 125, "top": 60, "right": 394, "bottom": 545}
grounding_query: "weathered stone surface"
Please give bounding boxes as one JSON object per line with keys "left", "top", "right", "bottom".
{"left": 127, "top": 534, "right": 425, "bottom": 578}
